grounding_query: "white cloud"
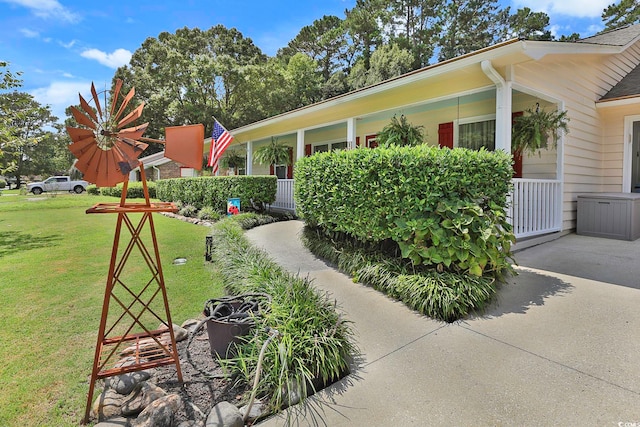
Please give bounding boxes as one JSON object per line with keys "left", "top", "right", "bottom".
{"left": 0, "top": 0, "right": 80, "bottom": 22}
{"left": 80, "top": 48, "right": 132, "bottom": 69}
{"left": 19, "top": 28, "right": 39, "bottom": 38}
{"left": 512, "top": 0, "right": 610, "bottom": 18}
{"left": 58, "top": 39, "right": 76, "bottom": 49}
{"left": 30, "top": 80, "right": 91, "bottom": 122}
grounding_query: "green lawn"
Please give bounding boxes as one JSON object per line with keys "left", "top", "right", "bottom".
{"left": 0, "top": 193, "right": 224, "bottom": 426}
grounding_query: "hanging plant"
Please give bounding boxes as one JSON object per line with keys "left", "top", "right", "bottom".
{"left": 220, "top": 148, "right": 245, "bottom": 169}
{"left": 512, "top": 104, "right": 569, "bottom": 156}
{"left": 254, "top": 137, "right": 291, "bottom": 171}
{"left": 376, "top": 114, "right": 425, "bottom": 148}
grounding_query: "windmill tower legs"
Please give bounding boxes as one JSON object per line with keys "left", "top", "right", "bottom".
{"left": 83, "top": 174, "right": 182, "bottom": 424}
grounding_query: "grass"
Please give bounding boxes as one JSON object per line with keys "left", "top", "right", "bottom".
{"left": 208, "top": 216, "right": 356, "bottom": 415}
{"left": 0, "top": 193, "right": 224, "bottom": 426}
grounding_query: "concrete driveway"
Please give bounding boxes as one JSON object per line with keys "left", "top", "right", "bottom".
{"left": 246, "top": 221, "right": 640, "bottom": 426}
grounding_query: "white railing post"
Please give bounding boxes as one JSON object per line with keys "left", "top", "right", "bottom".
{"left": 509, "top": 178, "right": 562, "bottom": 239}
{"left": 272, "top": 179, "right": 296, "bottom": 212}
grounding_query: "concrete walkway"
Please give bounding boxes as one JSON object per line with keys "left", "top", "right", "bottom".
{"left": 246, "top": 221, "right": 640, "bottom": 426}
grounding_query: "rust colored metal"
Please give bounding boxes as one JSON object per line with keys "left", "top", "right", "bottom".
{"left": 67, "top": 82, "right": 191, "bottom": 424}
{"left": 81, "top": 167, "right": 182, "bottom": 425}
{"left": 67, "top": 80, "right": 148, "bottom": 188}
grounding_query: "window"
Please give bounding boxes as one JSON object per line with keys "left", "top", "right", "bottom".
{"left": 312, "top": 141, "right": 347, "bottom": 154}
{"left": 458, "top": 118, "right": 495, "bottom": 151}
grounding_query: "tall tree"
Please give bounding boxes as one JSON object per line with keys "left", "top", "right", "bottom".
{"left": 348, "top": 43, "right": 414, "bottom": 89}
{"left": 602, "top": 0, "right": 640, "bottom": 31}
{"left": 438, "top": 0, "right": 507, "bottom": 62}
{"left": 384, "top": 0, "right": 443, "bottom": 69}
{"left": 344, "top": 0, "right": 386, "bottom": 71}
{"left": 113, "top": 25, "right": 267, "bottom": 148}
{"left": 280, "top": 15, "right": 348, "bottom": 82}
{"left": 0, "top": 91, "right": 59, "bottom": 186}
{"left": 0, "top": 62, "right": 23, "bottom": 176}
{"left": 504, "top": 7, "right": 552, "bottom": 40}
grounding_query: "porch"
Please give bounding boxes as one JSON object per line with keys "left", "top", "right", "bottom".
{"left": 273, "top": 177, "right": 563, "bottom": 240}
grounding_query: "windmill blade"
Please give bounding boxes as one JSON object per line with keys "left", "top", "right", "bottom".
{"left": 70, "top": 106, "right": 97, "bottom": 130}
{"left": 67, "top": 127, "right": 95, "bottom": 143}
{"left": 96, "top": 151, "right": 125, "bottom": 187}
{"left": 112, "top": 87, "right": 136, "bottom": 123}
{"left": 117, "top": 136, "right": 148, "bottom": 154}
{"left": 79, "top": 93, "right": 98, "bottom": 123}
{"left": 112, "top": 144, "right": 139, "bottom": 175}
{"left": 117, "top": 122, "right": 148, "bottom": 141}
{"left": 75, "top": 145, "right": 101, "bottom": 182}
{"left": 91, "top": 82, "right": 103, "bottom": 120}
{"left": 69, "top": 135, "right": 97, "bottom": 158}
{"left": 117, "top": 103, "right": 145, "bottom": 129}
{"left": 117, "top": 140, "right": 146, "bottom": 158}
{"left": 110, "top": 79, "right": 123, "bottom": 117}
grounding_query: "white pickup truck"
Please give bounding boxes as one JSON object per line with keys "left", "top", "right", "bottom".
{"left": 27, "top": 176, "right": 89, "bottom": 195}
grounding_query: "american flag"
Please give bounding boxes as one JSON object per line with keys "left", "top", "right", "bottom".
{"left": 208, "top": 119, "right": 234, "bottom": 175}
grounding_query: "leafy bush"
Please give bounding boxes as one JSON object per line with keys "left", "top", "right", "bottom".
{"left": 301, "top": 225, "right": 496, "bottom": 322}
{"left": 208, "top": 218, "right": 356, "bottom": 413}
{"left": 197, "top": 206, "right": 222, "bottom": 221}
{"left": 86, "top": 185, "right": 99, "bottom": 195}
{"left": 0, "top": 180, "right": 6, "bottom": 189}
{"left": 156, "top": 176, "right": 277, "bottom": 212}
{"left": 295, "top": 145, "right": 514, "bottom": 278}
{"left": 178, "top": 204, "right": 198, "bottom": 217}
{"left": 98, "top": 181, "right": 156, "bottom": 199}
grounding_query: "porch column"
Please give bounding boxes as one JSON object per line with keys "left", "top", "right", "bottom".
{"left": 347, "top": 117, "right": 357, "bottom": 149}
{"left": 246, "top": 141, "right": 253, "bottom": 175}
{"left": 296, "top": 129, "right": 305, "bottom": 160}
{"left": 481, "top": 60, "right": 512, "bottom": 152}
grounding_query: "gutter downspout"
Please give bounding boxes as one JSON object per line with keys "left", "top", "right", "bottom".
{"left": 481, "top": 60, "right": 512, "bottom": 153}
{"left": 152, "top": 165, "right": 161, "bottom": 181}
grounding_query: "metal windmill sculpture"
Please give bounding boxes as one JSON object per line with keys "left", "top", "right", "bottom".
{"left": 67, "top": 79, "right": 204, "bottom": 424}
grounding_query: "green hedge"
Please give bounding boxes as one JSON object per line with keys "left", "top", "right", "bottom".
{"left": 98, "top": 181, "right": 156, "bottom": 199}
{"left": 294, "top": 145, "right": 514, "bottom": 277}
{"left": 156, "top": 176, "right": 277, "bottom": 212}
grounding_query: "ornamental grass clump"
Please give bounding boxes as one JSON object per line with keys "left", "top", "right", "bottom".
{"left": 301, "top": 226, "right": 495, "bottom": 322}
{"left": 207, "top": 216, "right": 356, "bottom": 413}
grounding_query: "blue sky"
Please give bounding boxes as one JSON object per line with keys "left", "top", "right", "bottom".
{"left": 0, "top": 0, "right": 614, "bottom": 123}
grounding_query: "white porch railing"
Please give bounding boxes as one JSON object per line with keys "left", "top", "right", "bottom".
{"left": 273, "top": 178, "right": 563, "bottom": 239}
{"left": 272, "top": 179, "right": 296, "bottom": 211}
{"left": 509, "top": 178, "right": 562, "bottom": 239}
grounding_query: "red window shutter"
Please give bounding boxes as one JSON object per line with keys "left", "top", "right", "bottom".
{"left": 512, "top": 112, "right": 524, "bottom": 178}
{"left": 287, "top": 147, "right": 293, "bottom": 179}
{"left": 438, "top": 122, "right": 454, "bottom": 149}
{"left": 305, "top": 144, "right": 312, "bottom": 156}
{"left": 269, "top": 164, "right": 274, "bottom": 175}
{"left": 365, "top": 134, "right": 378, "bottom": 149}
{"left": 356, "top": 136, "right": 361, "bottom": 147}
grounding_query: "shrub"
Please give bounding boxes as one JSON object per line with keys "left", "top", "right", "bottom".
{"left": 301, "top": 225, "right": 496, "bottom": 322}
{"left": 208, "top": 218, "right": 356, "bottom": 413}
{"left": 99, "top": 181, "right": 156, "bottom": 199}
{"left": 295, "top": 145, "right": 514, "bottom": 278}
{"left": 156, "top": 176, "right": 277, "bottom": 212}
{"left": 178, "top": 204, "right": 197, "bottom": 217}
{"left": 86, "top": 185, "right": 99, "bottom": 195}
{"left": 197, "top": 206, "right": 222, "bottom": 221}
{"left": 0, "top": 180, "right": 6, "bottom": 189}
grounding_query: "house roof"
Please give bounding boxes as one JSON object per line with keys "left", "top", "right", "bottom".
{"left": 600, "top": 63, "right": 640, "bottom": 101}
{"left": 577, "top": 24, "right": 640, "bottom": 46}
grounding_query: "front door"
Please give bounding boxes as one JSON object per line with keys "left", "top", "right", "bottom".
{"left": 632, "top": 121, "right": 640, "bottom": 192}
